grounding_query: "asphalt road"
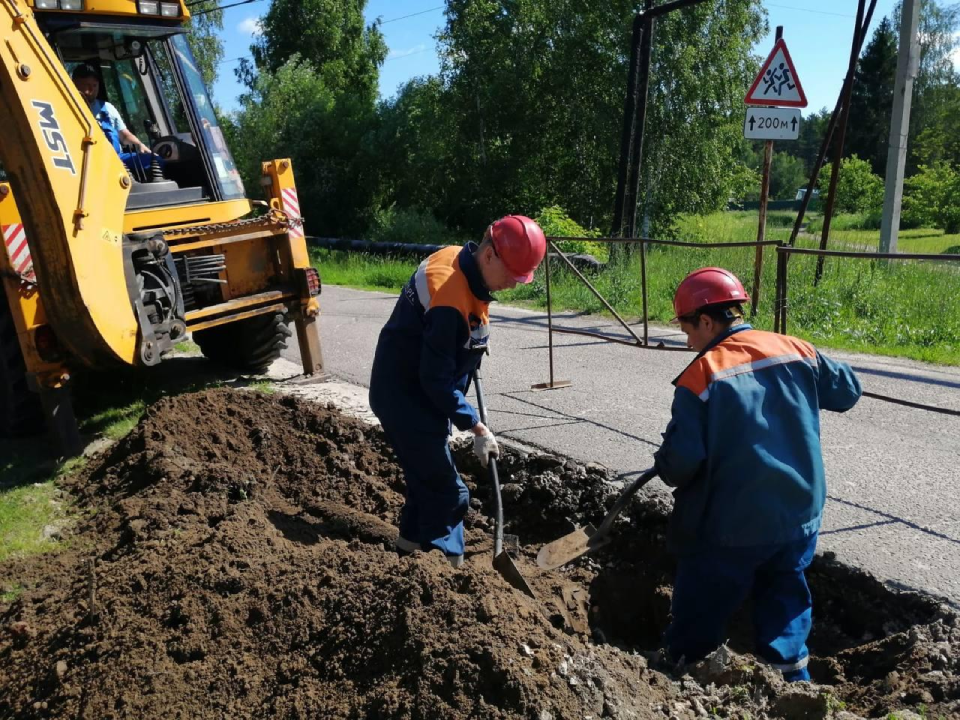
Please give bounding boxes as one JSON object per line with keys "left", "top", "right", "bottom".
{"left": 284, "top": 285, "right": 960, "bottom": 607}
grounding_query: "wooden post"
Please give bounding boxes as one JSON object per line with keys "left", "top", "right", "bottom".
{"left": 752, "top": 138, "right": 774, "bottom": 318}
{"left": 815, "top": 0, "right": 867, "bottom": 284}
{"left": 750, "top": 25, "right": 783, "bottom": 319}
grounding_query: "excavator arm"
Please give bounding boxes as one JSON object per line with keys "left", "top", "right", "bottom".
{"left": 0, "top": 0, "right": 140, "bottom": 366}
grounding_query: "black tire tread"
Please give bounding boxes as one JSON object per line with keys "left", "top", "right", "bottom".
{"left": 194, "top": 312, "right": 291, "bottom": 374}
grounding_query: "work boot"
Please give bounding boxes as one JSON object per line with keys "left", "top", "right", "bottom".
{"left": 395, "top": 535, "right": 421, "bottom": 556}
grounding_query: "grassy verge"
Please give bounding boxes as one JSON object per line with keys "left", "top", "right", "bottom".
{"left": 310, "top": 211, "right": 960, "bottom": 366}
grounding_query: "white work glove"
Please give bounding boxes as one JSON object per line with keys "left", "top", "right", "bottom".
{"left": 473, "top": 430, "right": 500, "bottom": 468}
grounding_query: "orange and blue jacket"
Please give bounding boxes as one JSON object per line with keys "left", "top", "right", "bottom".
{"left": 369, "top": 244, "right": 491, "bottom": 435}
{"left": 653, "top": 324, "right": 861, "bottom": 553}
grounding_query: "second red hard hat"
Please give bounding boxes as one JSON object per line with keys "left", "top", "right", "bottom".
{"left": 673, "top": 267, "right": 749, "bottom": 319}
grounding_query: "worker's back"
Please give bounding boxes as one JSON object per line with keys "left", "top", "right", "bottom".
{"left": 662, "top": 325, "right": 861, "bottom": 552}
{"left": 370, "top": 245, "right": 490, "bottom": 434}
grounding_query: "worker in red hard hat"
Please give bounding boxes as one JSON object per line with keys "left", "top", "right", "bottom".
{"left": 654, "top": 266, "right": 862, "bottom": 681}
{"left": 369, "top": 215, "right": 547, "bottom": 568}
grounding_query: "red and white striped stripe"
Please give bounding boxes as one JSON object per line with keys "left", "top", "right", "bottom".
{"left": 280, "top": 187, "right": 304, "bottom": 238}
{"left": 2, "top": 223, "right": 35, "bottom": 283}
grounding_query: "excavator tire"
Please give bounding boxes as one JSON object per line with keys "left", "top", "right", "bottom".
{"left": 0, "top": 298, "right": 43, "bottom": 438}
{"left": 194, "top": 312, "right": 292, "bottom": 374}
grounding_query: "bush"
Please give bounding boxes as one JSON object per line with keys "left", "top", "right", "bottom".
{"left": 901, "top": 163, "right": 959, "bottom": 231}
{"left": 534, "top": 205, "right": 607, "bottom": 261}
{"left": 818, "top": 155, "right": 883, "bottom": 215}
{"left": 367, "top": 205, "right": 456, "bottom": 246}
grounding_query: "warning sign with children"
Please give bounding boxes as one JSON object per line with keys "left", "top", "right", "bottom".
{"left": 744, "top": 38, "right": 807, "bottom": 108}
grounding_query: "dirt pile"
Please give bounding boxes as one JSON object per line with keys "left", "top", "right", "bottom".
{"left": 1, "top": 388, "right": 958, "bottom": 720}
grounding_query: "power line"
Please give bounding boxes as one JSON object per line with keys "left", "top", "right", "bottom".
{"left": 384, "top": 47, "right": 433, "bottom": 62}
{"left": 380, "top": 6, "right": 444, "bottom": 25}
{"left": 190, "top": 0, "right": 261, "bottom": 16}
{"left": 766, "top": 3, "right": 855, "bottom": 19}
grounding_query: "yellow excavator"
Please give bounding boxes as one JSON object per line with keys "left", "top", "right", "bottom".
{"left": 0, "top": 0, "right": 324, "bottom": 455}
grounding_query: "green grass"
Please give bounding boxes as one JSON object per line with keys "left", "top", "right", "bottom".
{"left": 311, "top": 247, "right": 413, "bottom": 293}
{"left": 0, "top": 476, "right": 73, "bottom": 563}
{"left": 310, "top": 211, "right": 960, "bottom": 366}
{"left": 0, "top": 347, "right": 238, "bottom": 568}
{"left": 174, "top": 338, "right": 200, "bottom": 353}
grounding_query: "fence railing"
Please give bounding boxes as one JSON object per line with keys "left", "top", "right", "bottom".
{"left": 540, "top": 237, "right": 960, "bottom": 419}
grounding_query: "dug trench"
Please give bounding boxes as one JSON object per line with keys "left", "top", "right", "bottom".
{"left": 1, "top": 388, "right": 957, "bottom": 719}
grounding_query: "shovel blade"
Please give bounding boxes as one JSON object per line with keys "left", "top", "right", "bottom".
{"left": 493, "top": 551, "right": 537, "bottom": 599}
{"left": 536, "top": 523, "right": 612, "bottom": 571}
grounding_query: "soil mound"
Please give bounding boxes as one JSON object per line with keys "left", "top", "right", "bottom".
{"left": 1, "top": 388, "right": 958, "bottom": 720}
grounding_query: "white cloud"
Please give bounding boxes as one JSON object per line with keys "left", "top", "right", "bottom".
{"left": 386, "top": 44, "right": 426, "bottom": 61}
{"left": 952, "top": 33, "right": 960, "bottom": 69}
{"left": 237, "top": 17, "right": 262, "bottom": 36}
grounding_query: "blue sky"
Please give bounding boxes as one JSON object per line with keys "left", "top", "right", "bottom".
{"left": 211, "top": 1, "right": 911, "bottom": 117}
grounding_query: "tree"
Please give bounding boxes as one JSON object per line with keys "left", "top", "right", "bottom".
{"left": 901, "top": 162, "right": 959, "bottom": 230}
{"left": 246, "top": 0, "right": 386, "bottom": 104}
{"left": 768, "top": 152, "right": 807, "bottom": 201}
{"left": 818, "top": 155, "right": 883, "bottom": 214}
{"left": 374, "top": 78, "right": 459, "bottom": 221}
{"left": 846, "top": 17, "right": 897, "bottom": 175}
{"left": 225, "top": 57, "right": 383, "bottom": 237}
{"left": 894, "top": 0, "right": 960, "bottom": 172}
{"left": 228, "top": 0, "right": 387, "bottom": 235}
{"left": 388, "top": 0, "right": 766, "bottom": 238}
{"left": 636, "top": 1, "right": 768, "bottom": 235}
{"left": 912, "top": 82, "right": 960, "bottom": 168}
{"left": 185, "top": 0, "right": 225, "bottom": 87}
{"left": 793, "top": 108, "right": 831, "bottom": 177}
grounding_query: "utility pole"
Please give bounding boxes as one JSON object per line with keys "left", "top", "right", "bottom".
{"left": 878, "top": 0, "right": 921, "bottom": 254}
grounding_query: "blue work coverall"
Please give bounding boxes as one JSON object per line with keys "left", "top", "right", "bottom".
{"left": 369, "top": 244, "right": 491, "bottom": 561}
{"left": 654, "top": 324, "right": 861, "bottom": 680}
{"left": 92, "top": 99, "right": 161, "bottom": 175}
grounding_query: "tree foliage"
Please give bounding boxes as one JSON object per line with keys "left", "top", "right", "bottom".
{"left": 637, "top": 1, "right": 766, "bottom": 233}
{"left": 901, "top": 162, "right": 960, "bottom": 231}
{"left": 224, "top": 57, "right": 382, "bottom": 236}
{"left": 247, "top": 0, "right": 386, "bottom": 104}
{"left": 818, "top": 155, "right": 883, "bottom": 215}
{"left": 847, "top": 17, "right": 897, "bottom": 175}
{"left": 226, "top": 0, "right": 386, "bottom": 236}
{"left": 767, "top": 152, "right": 808, "bottom": 201}
{"left": 185, "top": 0, "right": 224, "bottom": 87}
{"left": 895, "top": 0, "right": 960, "bottom": 172}
{"left": 373, "top": 0, "right": 765, "bottom": 239}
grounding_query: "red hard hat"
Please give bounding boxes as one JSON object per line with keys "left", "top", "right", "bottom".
{"left": 489, "top": 215, "right": 546, "bottom": 284}
{"left": 673, "top": 267, "right": 749, "bottom": 319}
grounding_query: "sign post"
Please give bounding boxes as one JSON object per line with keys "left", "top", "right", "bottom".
{"left": 744, "top": 28, "right": 807, "bottom": 318}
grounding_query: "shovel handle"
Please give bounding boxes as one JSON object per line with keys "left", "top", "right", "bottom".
{"left": 595, "top": 467, "right": 658, "bottom": 539}
{"left": 471, "top": 369, "right": 505, "bottom": 557}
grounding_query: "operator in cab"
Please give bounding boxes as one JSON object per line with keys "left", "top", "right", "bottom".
{"left": 71, "top": 63, "right": 160, "bottom": 177}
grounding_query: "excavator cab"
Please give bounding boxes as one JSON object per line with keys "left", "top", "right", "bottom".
{"left": 51, "top": 24, "right": 242, "bottom": 209}
{"left": 0, "top": 0, "right": 324, "bottom": 454}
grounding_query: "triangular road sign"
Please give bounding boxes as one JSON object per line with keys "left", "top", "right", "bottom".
{"left": 745, "top": 38, "right": 807, "bottom": 108}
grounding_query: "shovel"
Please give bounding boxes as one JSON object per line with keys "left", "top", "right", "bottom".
{"left": 536, "top": 466, "right": 658, "bottom": 571}
{"left": 471, "top": 368, "right": 537, "bottom": 599}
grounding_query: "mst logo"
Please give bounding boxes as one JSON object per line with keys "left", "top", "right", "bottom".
{"left": 31, "top": 100, "right": 76, "bottom": 175}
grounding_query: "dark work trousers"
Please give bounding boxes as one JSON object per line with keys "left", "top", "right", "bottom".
{"left": 664, "top": 533, "right": 818, "bottom": 682}
{"left": 381, "top": 423, "right": 470, "bottom": 559}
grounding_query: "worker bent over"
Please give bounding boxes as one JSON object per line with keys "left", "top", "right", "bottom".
{"left": 369, "top": 216, "right": 547, "bottom": 568}
{"left": 654, "top": 267, "right": 862, "bottom": 681}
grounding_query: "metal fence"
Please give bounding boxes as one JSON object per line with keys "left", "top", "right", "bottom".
{"left": 539, "top": 237, "right": 960, "bottom": 419}
{"left": 535, "top": 234, "right": 779, "bottom": 389}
